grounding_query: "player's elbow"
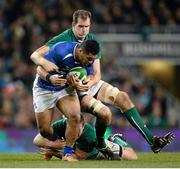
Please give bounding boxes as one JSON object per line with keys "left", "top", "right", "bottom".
{"left": 129, "top": 153, "right": 138, "bottom": 160}
{"left": 30, "top": 52, "right": 34, "bottom": 60}
{"left": 30, "top": 45, "right": 49, "bottom": 64}
{"left": 33, "top": 133, "right": 49, "bottom": 148}
{"left": 121, "top": 148, "right": 138, "bottom": 161}
{"left": 127, "top": 150, "right": 138, "bottom": 160}
{"left": 92, "top": 74, "right": 101, "bottom": 85}
{"left": 30, "top": 51, "right": 39, "bottom": 64}
{"left": 33, "top": 134, "right": 43, "bottom": 147}
{"left": 96, "top": 73, "right": 101, "bottom": 83}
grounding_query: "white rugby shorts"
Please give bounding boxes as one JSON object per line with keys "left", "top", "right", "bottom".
{"left": 33, "top": 85, "right": 77, "bottom": 113}
{"left": 79, "top": 80, "right": 104, "bottom": 97}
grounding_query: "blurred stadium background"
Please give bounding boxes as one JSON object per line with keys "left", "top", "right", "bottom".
{"left": 0, "top": 0, "right": 180, "bottom": 153}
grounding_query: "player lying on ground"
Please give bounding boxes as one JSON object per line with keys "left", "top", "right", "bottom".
{"left": 33, "top": 115, "right": 137, "bottom": 161}
{"left": 31, "top": 9, "right": 175, "bottom": 155}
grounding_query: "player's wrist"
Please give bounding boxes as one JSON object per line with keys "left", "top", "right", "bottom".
{"left": 46, "top": 74, "right": 52, "bottom": 84}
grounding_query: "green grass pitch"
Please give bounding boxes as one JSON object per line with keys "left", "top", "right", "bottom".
{"left": 0, "top": 152, "right": 180, "bottom": 168}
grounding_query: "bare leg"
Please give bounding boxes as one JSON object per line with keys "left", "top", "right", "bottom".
{"left": 81, "top": 95, "right": 112, "bottom": 149}
{"left": 35, "top": 109, "right": 54, "bottom": 139}
{"left": 56, "top": 95, "right": 81, "bottom": 148}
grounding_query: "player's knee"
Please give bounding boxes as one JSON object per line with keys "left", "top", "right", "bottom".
{"left": 104, "top": 86, "right": 119, "bottom": 104}
{"left": 118, "top": 91, "right": 130, "bottom": 101}
{"left": 80, "top": 95, "right": 93, "bottom": 110}
{"left": 82, "top": 96, "right": 112, "bottom": 124}
{"left": 100, "top": 106, "right": 112, "bottom": 124}
{"left": 116, "top": 91, "right": 134, "bottom": 110}
{"left": 88, "top": 98, "right": 107, "bottom": 114}
{"left": 67, "top": 111, "right": 81, "bottom": 123}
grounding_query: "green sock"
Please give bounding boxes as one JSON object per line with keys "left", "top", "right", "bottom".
{"left": 113, "top": 135, "right": 131, "bottom": 148}
{"left": 124, "top": 107, "right": 154, "bottom": 145}
{"left": 104, "top": 127, "right": 111, "bottom": 139}
{"left": 95, "top": 120, "right": 107, "bottom": 148}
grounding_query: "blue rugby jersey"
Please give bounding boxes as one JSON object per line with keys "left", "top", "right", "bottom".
{"left": 35, "top": 41, "right": 93, "bottom": 91}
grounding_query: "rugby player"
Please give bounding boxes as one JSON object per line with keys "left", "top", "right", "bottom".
{"left": 33, "top": 115, "right": 138, "bottom": 161}
{"left": 32, "top": 39, "right": 99, "bottom": 161}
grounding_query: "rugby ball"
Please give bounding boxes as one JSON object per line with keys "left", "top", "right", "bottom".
{"left": 67, "top": 67, "right": 87, "bottom": 81}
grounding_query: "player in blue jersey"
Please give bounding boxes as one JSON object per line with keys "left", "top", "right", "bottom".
{"left": 32, "top": 39, "right": 100, "bottom": 162}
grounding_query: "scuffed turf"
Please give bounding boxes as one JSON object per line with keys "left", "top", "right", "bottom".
{"left": 0, "top": 152, "right": 180, "bottom": 168}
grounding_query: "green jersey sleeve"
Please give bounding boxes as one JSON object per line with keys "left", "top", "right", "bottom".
{"left": 52, "top": 119, "right": 67, "bottom": 139}
{"left": 76, "top": 123, "right": 97, "bottom": 152}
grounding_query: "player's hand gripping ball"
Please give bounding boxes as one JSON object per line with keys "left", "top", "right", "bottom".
{"left": 67, "top": 67, "right": 87, "bottom": 81}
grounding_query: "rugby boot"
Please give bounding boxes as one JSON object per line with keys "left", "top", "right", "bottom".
{"left": 98, "top": 145, "right": 116, "bottom": 160}
{"left": 151, "top": 132, "right": 175, "bottom": 153}
{"left": 97, "top": 139, "right": 116, "bottom": 160}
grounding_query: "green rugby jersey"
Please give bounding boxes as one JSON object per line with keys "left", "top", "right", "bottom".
{"left": 52, "top": 118, "right": 99, "bottom": 159}
{"left": 46, "top": 28, "right": 102, "bottom": 59}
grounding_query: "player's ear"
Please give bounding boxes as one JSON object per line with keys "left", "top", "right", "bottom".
{"left": 79, "top": 48, "right": 84, "bottom": 54}
{"left": 76, "top": 46, "right": 82, "bottom": 56}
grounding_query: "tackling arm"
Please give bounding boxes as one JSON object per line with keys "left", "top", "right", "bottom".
{"left": 33, "top": 133, "right": 92, "bottom": 160}
{"left": 37, "top": 66, "right": 49, "bottom": 81}
{"left": 84, "top": 59, "right": 101, "bottom": 87}
{"left": 37, "top": 66, "right": 67, "bottom": 86}
{"left": 33, "top": 133, "right": 66, "bottom": 149}
{"left": 30, "top": 45, "right": 59, "bottom": 72}
{"left": 74, "top": 148, "right": 90, "bottom": 160}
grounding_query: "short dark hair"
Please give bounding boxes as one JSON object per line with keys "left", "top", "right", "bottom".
{"left": 72, "top": 9, "right": 91, "bottom": 26}
{"left": 80, "top": 40, "right": 100, "bottom": 55}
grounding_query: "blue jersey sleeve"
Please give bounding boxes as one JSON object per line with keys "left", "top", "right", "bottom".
{"left": 86, "top": 66, "right": 94, "bottom": 75}
{"left": 45, "top": 42, "right": 76, "bottom": 66}
{"left": 44, "top": 46, "right": 59, "bottom": 64}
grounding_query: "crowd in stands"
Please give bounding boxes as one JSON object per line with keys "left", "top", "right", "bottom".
{"left": 100, "top": 56, "right": 179, "bottom": 128}
{"left": 0, "top": 0, "right": 180, "bottom": 129}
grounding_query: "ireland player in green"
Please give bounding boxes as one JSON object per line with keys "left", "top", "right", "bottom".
{"left": 33, "top": 115, "right": 138, "bottom": 161}
{"left": 31, "top": 9, "right": 174, "bottom": 157}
